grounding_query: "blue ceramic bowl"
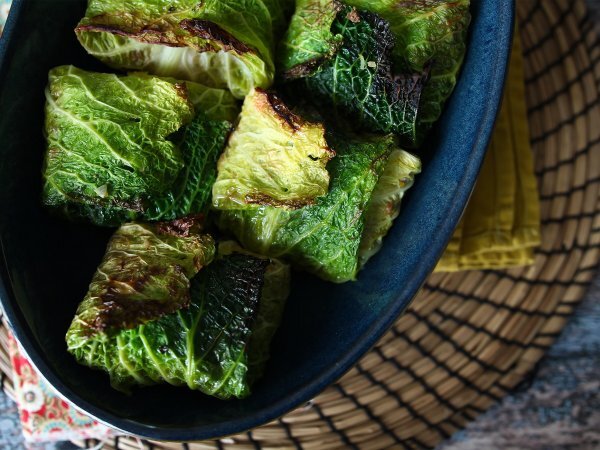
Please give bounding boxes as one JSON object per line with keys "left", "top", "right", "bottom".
{"left": 0, "top": 0, "right": 514, "bottom": 441}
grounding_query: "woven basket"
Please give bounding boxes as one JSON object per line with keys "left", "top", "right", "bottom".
{"left": 1, "top": 0, "right": 599, "bottom": 448}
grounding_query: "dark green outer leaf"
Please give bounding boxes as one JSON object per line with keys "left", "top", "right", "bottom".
{"left": 345, "top": 0, "right": 471, "bottom": 141}
{"left": 144, "top": 113, "right": 232, "bottom": 221}
{"left": 294, "top": 7, "right": 427, "bottom": 147}
{"left": 218, "top": 241, "right": 290, "bottom": 383}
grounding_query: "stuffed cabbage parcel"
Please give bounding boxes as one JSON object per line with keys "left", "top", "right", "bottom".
{"left": 43, "top": 66, "right": 236, "bottom": 226}
{"left": 345, "top": 0, "right": 471, "bottom": 141}
{"left": 279, "top": 0, "right": 470, "bottom": 147}
{"left": 67, "top": 221, "right": 290, "bottom": 398}
{"left": 212, "top": 89, "right": 334, "bottom": 210}
{"left": 75, "top": 0, "right": 290, "bottom": 97}
{"left": 217, "top": 132, "right": 419, "bottom": 283}
{"left": 278, "top": 0, "right": 427, "bottom": 148}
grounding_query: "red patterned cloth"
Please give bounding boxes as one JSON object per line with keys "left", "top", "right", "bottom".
{"left": 7, "top": 333, "right": 114, "bottom": 443}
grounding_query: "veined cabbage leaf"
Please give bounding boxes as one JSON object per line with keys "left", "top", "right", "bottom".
{"left": 66, "top": 218, "right": 215, "bottom": 336}
{"left": 218, "top": 241, "right": 290, "bottom": 383}
{"left": 279, "top": 2, "right": 427, "bottom": 147}
{"left": 161, "top": 74, "right": 240, "bottom": 122}
{"left": 278, "top": 0, "right": 343, "bottom": 78}
{"left": 217, "top": 133, "right": 397, "bottom": 283}
{"left": 358, "top": 149, "right": 421, "bottom": 267}
{"left": 345, "top": 0, "right": 471, "bottom": 141}
{"left": 43, "top": 66, "right": 192, "bottom": 225}
{"left": 212, "top": 89, "right": 334, "bottom": 210}
{"left": 75, "top": 0, "right": 281, "bottom": 98}
{"left": 67, "top": 238, "right": 290, "bottom": 398}
{"left": 42, "top": 66, "right": 236, "bottom": 226}
{"left": 144, "top": 112, "right": 232, "bottom": 221}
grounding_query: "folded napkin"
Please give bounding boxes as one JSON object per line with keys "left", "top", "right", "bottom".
{"left": 435, "top": 29, "right": 541, "bottom": 272}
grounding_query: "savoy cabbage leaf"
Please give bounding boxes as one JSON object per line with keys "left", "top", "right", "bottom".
{"left": 42, "top": 66, "right": 236, "bottom": 226}
{"left": 43, "top": 66, "right": 192, "bottom": 225}
{"left": 144, "top": 112, "right": 232, "bottom": 221}
{"left": 218, "top": 241, "right": 290, "bottom": 383}
{"left": 345, "top": 0, "right": 471, "bottom": 140}
{"left": 67, "top": 242, "right": 290, "bottom": 399}
{"left": 262, "top": 0, "right": 295, "bottom": 38}
{"left": 212, "top": 89, "right": 334, "bottom": 210}
{"left": 217, "top": 133, "right": 397, "bottom": 283}
{"left": 66, "top": 218, "right": 215, "bottom": 336}
{"left": 358, "top": 149, "right": 421, "bottom": 267}
{"left": 76, "top": 0, "right": 283, "bottom": 97}
{"left": 278, "top": 0, "right": 343, "bottom": 78}
{"left": 157, "top": 74, "right": 240, "bottom": 122}
{"left": 280, "top": 3, "right": 427, "bottom": 147}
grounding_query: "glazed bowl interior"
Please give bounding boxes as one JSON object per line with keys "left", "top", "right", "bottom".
{"left": 0, "top": 0, "right": 513, "bottom": 440}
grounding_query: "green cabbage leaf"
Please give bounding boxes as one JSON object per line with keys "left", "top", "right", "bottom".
{"left": 278, "top": 0, "right": 343, "bottom": 78}
{"left": 67, "top": 234, "right": 290, "bottom": 399}
{"left": 76, "top": 0, "right": 284, "bottom": 97}
{"left": 42, "top": 66, "right": 235, "bottom": 226}
{"left": 279, "top": 2, "right": 427, "bottom": 147}
{"left": 66, "top": 218, "right": 215, "bottom": 336}
{"left": 144, "top": 112, "right": 232, "bottom": 221}
{"left": 212, "top": 89, "right": 334, "bottom": 210}
{"left": 218, "top": 241, "right": 290, "bottom": 383}
{"left": 262, "top": 0, "right": 296, "bottom": 38}
{"left": 358, "top": 149, "right": 421, "bottom": 267}
{"left": 345, "top": 0, "right": 471, "bottom": 140}
{"left": 217, "top": 133, "right": 397, "bottom": 283}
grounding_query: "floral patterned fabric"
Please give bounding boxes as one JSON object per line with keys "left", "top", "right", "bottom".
{"left": 7, "top": 335, "right": 114, "bottom": 443}
{"left": 0, "top": 0, "right": 11, "bottom": 34}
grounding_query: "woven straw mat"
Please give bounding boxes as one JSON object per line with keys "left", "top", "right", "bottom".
{"left": 1, "top": 0, "right": 599, "bottom": 448}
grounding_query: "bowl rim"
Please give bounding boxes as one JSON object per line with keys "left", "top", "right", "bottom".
{"left": 0, "top": 0, "right": 515, "bottom": 441}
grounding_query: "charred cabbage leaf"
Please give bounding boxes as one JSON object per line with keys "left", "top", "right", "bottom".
{"left": 75, "top": 0, "right": 282, "bottom": 97}
{"left": 66, "top": 218, "right": 215, "bottom": 336}
{"left": 67, "top": 245, "right": 290, "bottom": 398}
{"left": 217, "top": 133, "right": 397, "bottom": 283}
{"left": 218, "top": 241, "right": 290, "bottom": 383}
{"left": 358, "top": 149, "right": 421, "bottom": 267}
{"left": 346, "top": 0, "right": 471, "bottom": 139}
{"left": 42, "top": 66, "right": 235, "bottom": 226}
{"left": 280, "top": 3, "right": 426, "bottom": 147}
{"left": 212, "top": 89, "right": 334, "bottom": 210}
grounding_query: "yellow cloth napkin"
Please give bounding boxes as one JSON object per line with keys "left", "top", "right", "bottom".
{"left": 435, "top": 29, "right": 541, "bottom": 272}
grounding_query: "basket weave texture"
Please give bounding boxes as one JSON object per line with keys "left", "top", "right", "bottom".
{"left": 1, "top": 0, "right": 599, "bottom": 448}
